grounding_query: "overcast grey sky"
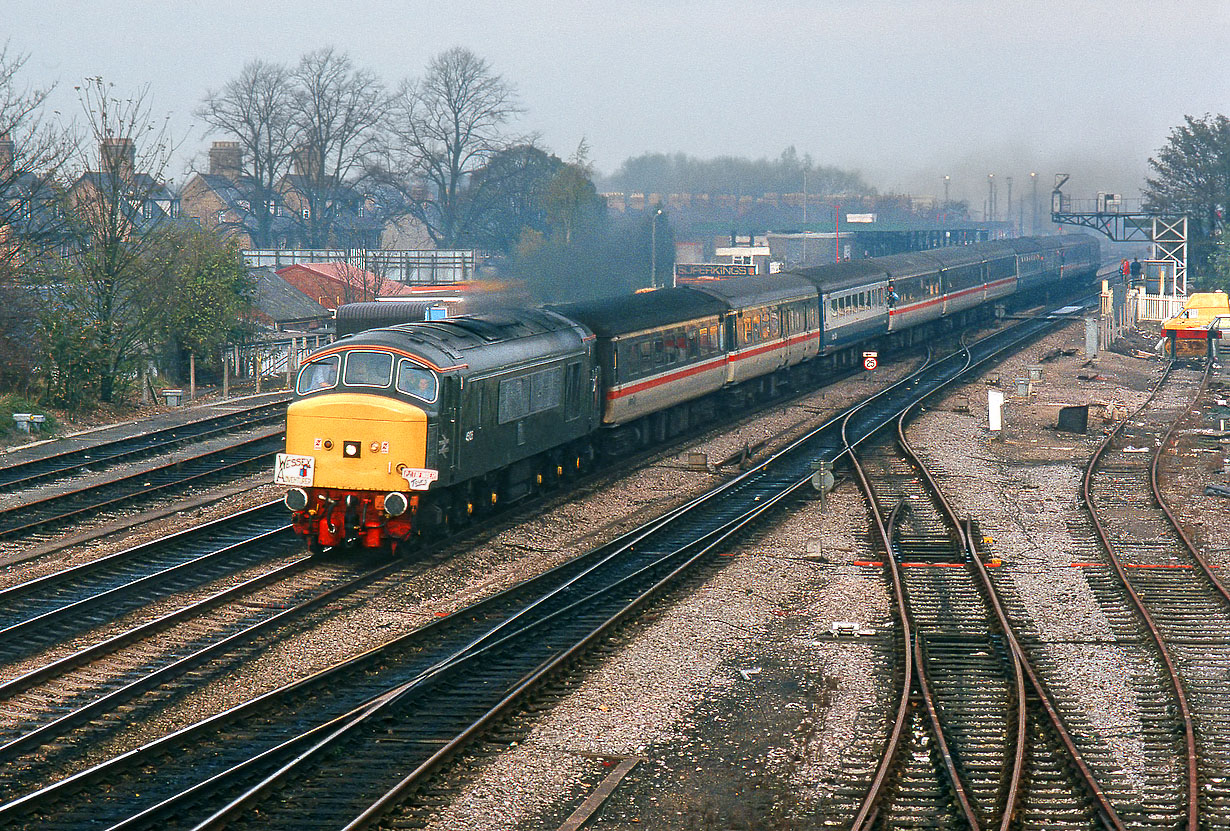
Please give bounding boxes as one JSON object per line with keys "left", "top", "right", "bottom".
{"left": 8, "top": 1, "right": 1228, "bottom": 207}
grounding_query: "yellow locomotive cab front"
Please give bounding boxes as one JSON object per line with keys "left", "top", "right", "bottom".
{"left": 276, "top": 391, "right": 436, "bottom": 550}
{"left": 280, "top": 392, "right": 429, "bottom": 491}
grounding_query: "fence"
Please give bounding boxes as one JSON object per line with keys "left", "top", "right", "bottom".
{"left": 231, "top": 332, "right": 332, "bottom": 390}
{"left": 1135, "top": 293, "right": 1186, "bottom": 323}
{"left": 242, "top": 249, "right": 479, "bottom": 285}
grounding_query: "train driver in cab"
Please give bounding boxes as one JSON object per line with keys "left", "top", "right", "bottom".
{"left": 300, "top": 357, "right": 338, "bottom": 393}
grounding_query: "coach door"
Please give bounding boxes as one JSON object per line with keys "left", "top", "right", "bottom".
{"left": 724, "top": 313, "right": 738, "bottom": 383}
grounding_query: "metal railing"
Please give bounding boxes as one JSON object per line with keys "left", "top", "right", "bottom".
{"left": 242, "top": 249, "right": 479, "bottom": 285}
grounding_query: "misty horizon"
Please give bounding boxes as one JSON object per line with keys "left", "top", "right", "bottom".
{"left": 8, "top": 1, "right": 1227, "bottom": 210}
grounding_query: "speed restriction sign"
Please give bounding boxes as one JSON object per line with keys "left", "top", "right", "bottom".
{"left": 863, "top": 351, "right": 878, "bottom": 371}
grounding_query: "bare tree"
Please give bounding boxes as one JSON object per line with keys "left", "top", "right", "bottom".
{"left": 40, "top": 78, "right": 180, "bottom": 404}
{"left": 286, "top": 48, "right": 386, "bottom": 247}
{"left": 196, "top": 60, "right": 296, "bottom": 248}
{"left": 333, "top": 254, "right": 391, "bottom": 305}
{"left": 385, "top": 47, "right": 522, "bottom": 248}
{"left": 0, "top": 43, "right": 75, "bottom": 393}
{"left": 0, "top": 44, "right": 74, "bottom": 264}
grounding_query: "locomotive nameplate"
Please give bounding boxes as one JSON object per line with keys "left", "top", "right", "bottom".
{"left": 275, "top": 453, "right": 315, "bottom": 487}
{"left": 399, "top": 467, "right": 439, "bottom": 491}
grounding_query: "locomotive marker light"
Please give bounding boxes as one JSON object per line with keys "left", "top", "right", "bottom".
{"left": 863, "top": 351, "right": 878, "bottom": 371}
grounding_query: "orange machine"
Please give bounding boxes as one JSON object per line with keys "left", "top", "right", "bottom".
{"left": 1161, "top": 291, "right": 1230, "bottom": 358}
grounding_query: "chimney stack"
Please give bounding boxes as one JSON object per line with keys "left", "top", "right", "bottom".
{"left": 100, "top": 137, "right": 136, "bottom": 178}
{"left": 208, "top": 140, "right": 243, "bottom": 179}
{"left": 0, "top": 132, "right": 13, "bottom": 178}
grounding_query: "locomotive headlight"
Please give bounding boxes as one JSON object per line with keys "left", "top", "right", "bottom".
{"left": 284, "top": 488, "right": 309, "bottom": 512}
{"left": 343, "top": 440, "right": 361, "bottom": 458}
{"left": 384, "top": 492, "right": 409, "bottom": 517}
{"left": 370, "top": 441, "right": 381, "bottom": 452}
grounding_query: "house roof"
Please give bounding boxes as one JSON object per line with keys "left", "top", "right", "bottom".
{"left": 277, "top": 261, "right": 416, "bottom": 298}
{"left": 189, "top": 173, "right": 298, "bottom": 236}
{"left": 71, "top": 171, "right": 179, "bottom": 230}
{"left": 251, "top": 267, "right": 330, "bottom": 324}
{"left": 76, "top": 171, "right": 175, "bottom": 203}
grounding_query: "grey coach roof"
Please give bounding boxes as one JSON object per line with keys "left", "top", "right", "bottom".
{"left": 686, "top": 273, "right": 817, "bottom": 307}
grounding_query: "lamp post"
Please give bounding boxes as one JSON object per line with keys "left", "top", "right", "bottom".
{"left": 1030, "top": 172, "right": 1038, "bottom": 235}
{"left": 943, "top": 175, "right": 950, "bottom": 206}
{"left": 650, "top": 207, "right": 663, "bottom": 288}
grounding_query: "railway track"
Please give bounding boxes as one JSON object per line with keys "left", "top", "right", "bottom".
{"left": 0, "top": 503, "right": 292, "bottom": 663}
{"left": 1082, "top": 359, "right": 1230, "bottom": 829}
{"left": 0, "top": 400, "right": 287, "bottom": 493}
{"left": 840, "top": 345, "right": 1121, "bottom": 830}
{"left": 0, "top": 430, "right": 283, "bottom": 540}
{"left": 0, "top": 297, "right": 1092, "bottom": 830}
{"left": 0, "top": 551, "right": 406, "bottom": 803}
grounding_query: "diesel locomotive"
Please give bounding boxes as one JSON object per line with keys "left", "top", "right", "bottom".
{"left": 275, "top": 234, "right": 1099, "bottom": 551}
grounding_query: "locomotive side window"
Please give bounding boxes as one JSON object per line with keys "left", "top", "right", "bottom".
{"left": 530, "top": 367, "right": 561, "bottom": 412}
{"left": 296, "top": 355, "right": 340, "bottom": 394}
{"left": 343, "top": 351, "right": 393, "bottom": 388}
{"left": 499, "top": 367, "right": 562, "bottom": 424}
{"left": 499, "top": 376, "right": 529, "bottom": 423}
{"left": 396, "top": 360, "right": 439, "bottom": 403}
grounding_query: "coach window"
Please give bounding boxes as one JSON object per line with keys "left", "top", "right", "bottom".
{"left": 396, "top": 360, "right": 438, "bottom": 403}
{"left": 343, "top": 351, "right": 393, "bottom": 388}
{"left": 637, "top": 339, "right": 653, "bottom": 374}
{"left": 296, "top": 355, "right": 340, "bottom": 394}
{"left": 687, "top": 327, "right": 700, "bottom": 358}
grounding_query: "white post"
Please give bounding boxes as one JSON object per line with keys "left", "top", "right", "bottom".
{"left": 222, "top": 349, "right": 230, "bottom": 399}
{"left": 988, "top": 389, "right": 1004, "bottom": 432}
{"left": 189, "top": 352, "right": 196, "bottom": 401}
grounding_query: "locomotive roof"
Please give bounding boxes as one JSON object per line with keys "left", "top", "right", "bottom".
{"left": 552, "top": 288, "right": 726, "bottom": 338}
{"left": 327, "top": 307, "right": 590, "bottom": 373}
{"left": 686, "top": 273, "right": 817, "bottom": 307}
